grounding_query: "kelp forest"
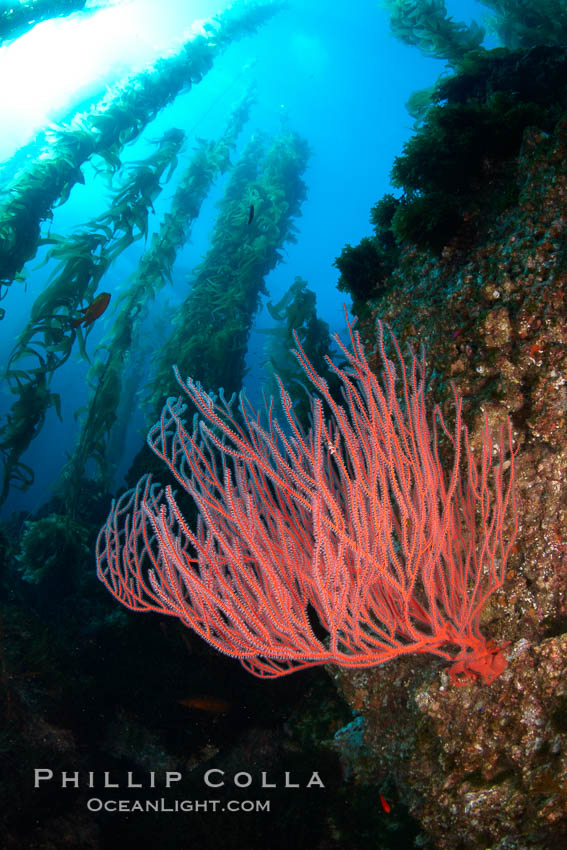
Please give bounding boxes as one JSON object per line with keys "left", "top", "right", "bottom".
{"left": 4, "top": 1, "right": 567, "bottom": 847}
{"left": 0, "top": 0, "right": 332, "bottom": 518}
{"left": 0, "top": 4, "right": 346, "bottom": 842}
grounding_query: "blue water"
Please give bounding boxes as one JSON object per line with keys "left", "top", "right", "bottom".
{"left": 0, "top": 0, "right": 491, "bottom": 515}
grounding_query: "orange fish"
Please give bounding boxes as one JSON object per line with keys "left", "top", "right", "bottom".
{"left": 379, "top": 792, "right": 391, "bottom": 813}
{"left": 72, "top": 292, "right": 111, "bottom": 328}
{"left": 178, "top": 695, "right": 231, "bottom": 714}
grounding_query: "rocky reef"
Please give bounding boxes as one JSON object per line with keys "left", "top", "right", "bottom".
{"left": 333, "top": 113, "right": 567, "bottom": 850}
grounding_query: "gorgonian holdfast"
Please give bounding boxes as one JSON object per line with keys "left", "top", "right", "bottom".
{"left": 96, "top": 311, "right": 517, "bottom": 684}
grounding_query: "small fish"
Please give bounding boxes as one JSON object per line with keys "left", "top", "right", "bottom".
{"left": 248, "top": 203, "right": 254, "bottom": 225}
{"left": 178, "top": 695, "right": 231, "bottom": 714}
{"left": 72, "top": 292, "right": 111, "bottom": 328}
{"left": 379, "top": 792, "right": 391, "bottom": 814}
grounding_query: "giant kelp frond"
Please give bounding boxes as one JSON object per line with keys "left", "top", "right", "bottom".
{"left": 8, "top": 126, "right": 184, "bottom": 385}
{"left": 0, "top": 128, "right": 184, "bottom": 508}
{"left": 381, "top": 0, "right": 485, "bottom": 67}
{"left": 0, "top": 0, "right": 286, "bottom": 301}
{"left": 211, "top": 0, "right": 287, "bottom": 49}
{"left": 478, "top": 0, "right": 567, "bottom": 49}
{"left": 0, "top": 375, "right": 58, "bottom": 507}
{"left": 382, "top": 0, "right": 567, "bottom": 65}
{"left": 145, "top": 129, "right": 310, "bottom": 417}
{"left": 59, "top": 91, "right": 255, "bottom": 504}
{"left": 0, "top": 0, "right": 88, "bottom": 46}
{"left": 92, "top": 127, "right": 185, "bottom": 263}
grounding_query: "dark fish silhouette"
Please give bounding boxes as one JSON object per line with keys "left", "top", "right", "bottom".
{"left": 248, "top": 204, "right": 254, "bottom": 224}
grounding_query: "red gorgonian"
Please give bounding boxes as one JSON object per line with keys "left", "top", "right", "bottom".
{"left": 96, "top": 315, "right": 517, "bottom": 684}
